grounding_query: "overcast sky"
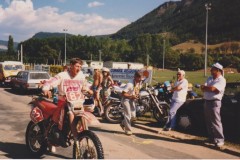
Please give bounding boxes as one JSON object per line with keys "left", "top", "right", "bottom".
{"left": 0, "top": 0, "right": 178, "bottom": 42}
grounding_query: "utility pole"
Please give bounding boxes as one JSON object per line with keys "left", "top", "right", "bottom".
{"left": 163, "top": 39, "right": 165, "bottom": 71}
{"left": 204, "top": 3, "right": 211, "bottom": 77}
{"left": 21, "top": 44, "right": 23, "bottom": 63}
{"left": 63, "top": 28, "right": 68, "bottom": 66}
{"left": 99, "top": 50, "right": 102, "bottom": 61}
{"left": 147, "top": 54, "right": 149, "bottom": 67}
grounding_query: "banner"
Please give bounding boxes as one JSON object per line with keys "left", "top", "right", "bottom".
{"left": 110, "top": 69, "right": 152, "bottom": 83}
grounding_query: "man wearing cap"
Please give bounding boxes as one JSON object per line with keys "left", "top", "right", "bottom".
{"left": 164, "top": 69, "right": 188, "bottom": 131}
{"left": 201, "top": 62, "right": 226, "bottom": 147}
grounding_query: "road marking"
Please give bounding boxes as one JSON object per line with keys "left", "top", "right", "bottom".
{"left": 113, "top": 132, "right": 153, "bottom": 145}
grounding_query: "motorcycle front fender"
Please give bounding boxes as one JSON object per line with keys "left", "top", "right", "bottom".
{"left": 74, "top": 111, "right": 100, "bottom": 126}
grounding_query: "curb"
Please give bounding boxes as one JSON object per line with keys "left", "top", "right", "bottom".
{"left": 132, "top": 122, "right": 200, "bottom": 140}
{"left": 132, "top": 121, "right": 240, "bottom": 156}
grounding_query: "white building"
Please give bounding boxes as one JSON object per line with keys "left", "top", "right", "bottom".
{"left": 89, "top": 61, "right": 103, "bottom": 69}
{"left": 104, "top": 61, "right": 144, "bottom": 69}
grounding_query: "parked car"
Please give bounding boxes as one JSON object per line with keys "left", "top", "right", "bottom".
{"left": 11, "top": 70, "right": 51, "bottom": 93}
{"left": 177, "top": 82, "right": 240, "bottom": 141}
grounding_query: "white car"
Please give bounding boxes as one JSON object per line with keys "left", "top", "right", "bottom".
{"left": 11, "top": 70, "right": 51, "bottom": 92}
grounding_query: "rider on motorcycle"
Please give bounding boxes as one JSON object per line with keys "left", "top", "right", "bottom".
{"left": 42, "top": 58, "right": 93, "bottom": 146}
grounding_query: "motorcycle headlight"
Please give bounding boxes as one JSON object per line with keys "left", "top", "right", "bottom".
{"left": 153, "top": 89, "right": 159, "bottom": 96}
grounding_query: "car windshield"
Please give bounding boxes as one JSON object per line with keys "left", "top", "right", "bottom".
{"left": 4, "top": 65, "right": 15, "bottom": 70}
{"left": 15, "top": 65, "right": 23, "bottom": 70}
{"left": 29, "top": 73, "right": 50, "bottom": 79}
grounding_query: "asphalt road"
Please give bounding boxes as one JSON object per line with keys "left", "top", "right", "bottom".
{"left": 0, "top": 87, "right": 239, "bottom": 159}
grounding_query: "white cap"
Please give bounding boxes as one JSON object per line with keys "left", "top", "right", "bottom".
{"left": 177, "top": 68, "right": 185, "bottom": 76}
{"left": 212, "top": 62, "right": 224, "bottom": 75}
{"left": 212, "top": 62, "right": 223, "bottom": 70}
{"left": 102, "top": 67, "right": 110, "bottom": 72}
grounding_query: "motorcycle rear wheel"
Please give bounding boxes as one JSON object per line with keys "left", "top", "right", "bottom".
{"left": 153, "top": 104, "right": 169, "bottom": 125}
{"left": 25, "top": 121, "right": 48, "bottom": 158}
{"left": 73, "top": 130, "right": 104, "bottom": 159}
{"left": 104, "top": 102, "right": 123, "bottom": 124}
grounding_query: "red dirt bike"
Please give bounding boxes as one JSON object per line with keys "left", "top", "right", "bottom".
{"left": 25, "top": 94, "right": 104, "bottom": 159}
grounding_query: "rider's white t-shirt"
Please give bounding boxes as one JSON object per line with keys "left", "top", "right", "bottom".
{"left": 172, "top": 78, "right": 188, "bottom": 102}
{"left": 42, "top": 71, "right": 87, "bottom": 102}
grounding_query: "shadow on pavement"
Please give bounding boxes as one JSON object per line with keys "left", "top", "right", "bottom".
{"left": 0, "top": 141, "right": 70, "bottom": 159}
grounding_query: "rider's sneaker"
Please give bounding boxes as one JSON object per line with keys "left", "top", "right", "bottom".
{"left": 125, "top": 130, "right": 132, "bottom": 135}
{"left": 48, "top": 145, "right": 56, "bottom": 153}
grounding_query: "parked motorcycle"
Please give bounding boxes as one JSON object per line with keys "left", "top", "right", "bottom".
{"left": 155, "top": 81, "right": 173, "bottom": 104}
{"left": 104, "top": 85, "right": 169, "bottom": 125}
{"left": 25, "top": 93, "right": 104, "bottom": 158}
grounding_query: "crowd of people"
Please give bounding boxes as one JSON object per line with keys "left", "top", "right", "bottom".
{"left": 41, "top": 57, "right": 226, "bottom": 149}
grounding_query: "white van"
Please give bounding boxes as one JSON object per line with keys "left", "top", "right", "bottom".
{"left": 0, "top": 61, "right": 25, "bottom": 85}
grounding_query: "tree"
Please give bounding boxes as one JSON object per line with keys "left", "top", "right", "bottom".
{"left": 7, "top": 35, "right": 15, "bottom": 55}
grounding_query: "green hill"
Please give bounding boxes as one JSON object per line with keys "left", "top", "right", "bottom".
{"left": 111, "top": 0, "right": 240, "bottom": 44}
{"left": 32, "top": 32, "right": 73, "bottom": 39}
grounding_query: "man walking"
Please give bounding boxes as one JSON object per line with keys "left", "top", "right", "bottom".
{"left": 120, "top": 71, "right": 142, "bottom": 135}
{"left": 201, "top": 62, "right": 226, "bottom": 147}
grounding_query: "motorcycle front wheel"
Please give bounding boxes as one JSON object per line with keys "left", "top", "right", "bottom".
{"left": 73, "top": 130, "right": 104, "bottom": 159}
{"left": 153, "top": 104, "right": 169, "bottom": 125}
{"left": 104, "top": 102, "right": 123, "bottom": 124}
{"left": 25, "top": 121, "right": 48, "bottom": 158}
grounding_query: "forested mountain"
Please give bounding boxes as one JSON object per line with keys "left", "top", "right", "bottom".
{"left": 32, "top": 32, "right": 73, "bottom": 39}
{"left": 111, "top": 0, "right": 240, "bottom": 44}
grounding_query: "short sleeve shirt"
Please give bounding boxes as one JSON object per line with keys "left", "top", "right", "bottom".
{"left": 122, "top": 80, "right": 142, "bottom": 98}
{"left": 203, "top": 75, "right": 226, "bottom": 100}
{"left": 172, "top": 78, "right": 188, "bottom": 102}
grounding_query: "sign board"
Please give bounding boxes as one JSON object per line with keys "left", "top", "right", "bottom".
{"left": 110, "top": 69, "right": 153, "bottom": 84}
{"left": 34, "top": 65, "right": 50, "bottom": 72}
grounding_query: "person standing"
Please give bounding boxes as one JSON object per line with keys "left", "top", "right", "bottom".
{"left": 120, "top": 71, "right": 142, "bottom": 135}
{"left": 101, "top": 67, "right": 114, "bottom": 102}
{"left": 92, "top": 66, "right": 103, "bottom": 115}
{"left": 201, "top": 62, "right": 226, "bottom": 147}
{"left": 164, "top": 69, "right": 188, "bottom": 131}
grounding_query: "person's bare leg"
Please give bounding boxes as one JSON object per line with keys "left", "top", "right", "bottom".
{"left": 96, "top": 91, "right": 104, "bottom": 115}
{"left": 69, "top": 112, "right": 78, "bottom": 140}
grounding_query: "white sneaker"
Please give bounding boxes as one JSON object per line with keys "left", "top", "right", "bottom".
{"left": 216, "top": 141, "right": 224, "bottom": 147}
{"left": 49, "top": 146, "right": 56, "bottom": 153}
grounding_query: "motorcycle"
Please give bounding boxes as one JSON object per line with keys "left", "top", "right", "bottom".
{"left": 104, "top": 85, "right": 169, "bottom": 125}
{"left": 155, "top": 81, "right": 173, "bottom": 104}
{"left": 25, "top": 92, "right": 104, "bottom": 159}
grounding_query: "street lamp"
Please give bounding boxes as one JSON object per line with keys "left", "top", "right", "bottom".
{"left": 63, "top": 28, "right": 68, "bottom": 66}
{"left": 163, "top": 39, "right": 165, "bottom": 71}
{"left": 204, "top": 3, "right": 211, "bottom": 77}
{"left": 99, "top": 50, "right": 102, "bottom": 61}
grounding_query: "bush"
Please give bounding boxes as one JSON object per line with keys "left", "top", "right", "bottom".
{"left": 50, "top": 65, "right": 63, "bottom": 75}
